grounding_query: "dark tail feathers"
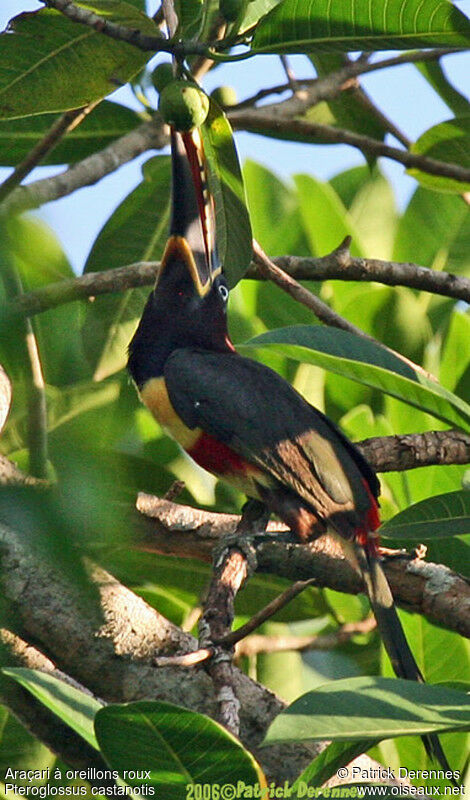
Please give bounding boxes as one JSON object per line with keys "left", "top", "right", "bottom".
{"left": 353, "top": 541, "right": 453, "bottom": 775}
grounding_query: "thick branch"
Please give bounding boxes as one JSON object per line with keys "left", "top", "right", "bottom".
{"left": 8, "top": 251, "right": 470, "bottom": 321}
{"left": 0, "top": 121, "right": 168, "bottom": 217}
{"left": 0, "top": 519, "right": 321, "bottom": 781}
{"left": 359, "top": 430, "right": 470, "bottom": 473}
{"left": 135, "top": 493, "right": 470, "bottom": 640}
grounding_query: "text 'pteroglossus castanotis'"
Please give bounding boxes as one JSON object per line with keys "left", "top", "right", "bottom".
{"left": 128, "top": 126, "right": 451, "bottom": 770}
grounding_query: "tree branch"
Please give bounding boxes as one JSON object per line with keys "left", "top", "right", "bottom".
{"left": 43, "top": 0, "right": 181, "bottom": 54}
{"left": 0, "top": 519, "right": 321, "bottom": 781}
{"left": 0, "top": 120, "right": 168, "bottom": 217}
{"left": 229, "top": 111, "right": 470, "bottom": 185}
{"left": 7, "top": 249, "right": 470, "bottom": 321}
{"left": 252, "top": 240, "right": 436, "bottom": 382}
{"left": 233, "top": 50, "right": 460, "bottom": 110}
{"left": 135, "top": 493, "right": 470, "bottom": 640}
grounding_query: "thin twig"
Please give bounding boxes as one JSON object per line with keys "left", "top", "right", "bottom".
{"left": 280, "top": 55, "right": 300, "bottom": 93}
{"left": 236, "top": 617, "right": 377, "bottom": 658}
{"left": 0, "top": 105, "right": 98, "bottom": 205}
{"left": 233, "top": 50, "right": 460, "bottom": 110}
{"left": 0, "top": 267, "right": 48, "bottom": 479}
{"left": 43, "top": 0, "right": 189, "bottom": 54}
{"left": 218, "top": 579, "right": 316, "bottom": 647}
{"left": 231, "top": 112, "right": 470, "bottom": 185}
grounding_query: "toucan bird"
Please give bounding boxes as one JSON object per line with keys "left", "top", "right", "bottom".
{"left": 128, "top": 129, "right": 451, "bottom": 770}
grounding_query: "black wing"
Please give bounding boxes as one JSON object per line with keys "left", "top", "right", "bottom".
{"left": 165, "top": 349, "right": 379, "bottom": 532}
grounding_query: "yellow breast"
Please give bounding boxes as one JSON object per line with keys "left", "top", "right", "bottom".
{"left": 139, "top": 377, "right": 201, "bottom": 450}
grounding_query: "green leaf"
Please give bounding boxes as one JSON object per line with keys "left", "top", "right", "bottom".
{"left": 243, "top": 160, "right": 309, "bottom": 256}
{"left": 95, "top": 701, "right": 266, "bottom": 798}
{"left": 241, "top": 326, "right": 470, "bottom": 431}
{"left": 253, "top": 0, "right": 470, "bottom": 54}
{"left": 415, "top": 61, "right": 470, "bottom": 117}
{"left": 308, "top": 54, "right": 387, "bottom": 150}
{"left": 408, "top": 116, "right": 470, "bottom": 193}
{"left": 0, "top": 101, "right": 140, "bottom": 166}
{"left": 174, "top": 0, "right": 204, "bottom": 38}
{"left": 380, "top": 490, "right": 470, "bottom": 540}
{"left": 393, "top": 185, "right": 470, "bottom": 275}
{"left": 293, "top": 739, "right": 379, "bottom": 789}
{"left": 82, "top": 155, "right": 171, "bottom": 379}
{"left": 0, "top": 9, "right": 149, "bottom": 120}
{"left": 2, "top": 668, "right": 102, "bottom": 749}
{"left": 238, "top": 0, "right": 284, "bottom": 34}
{"left": 72, "top": 0, "right": 160, "bottom": 34}
{"left": 295, "top": 174, "right": 364, "bottom": 257}
{"left": 263, "top": 676, "right": 470, "bottom": 745}
{"left": 440, "top": 311, "right": 470, "bottom": 393}
{"left": 201, "top": 101, "right": 252, "bottom": 287}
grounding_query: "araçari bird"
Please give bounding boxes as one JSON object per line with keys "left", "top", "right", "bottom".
{"left": 128, "top": 127, "right": 451, "bottom": 770}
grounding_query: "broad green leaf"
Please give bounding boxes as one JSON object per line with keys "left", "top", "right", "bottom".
{"left": 393, "top": 185, "right": 470, "bottom": 275}
{"left": 380, "top": 490, "right": 470, "bottom": 540}
{"left": 243, "top": 160, "right": 309, "bottom": 256}
{"left": 416, "top": 61, "right": 470, "bottom": 117}
{"left": 440, "top": 311, "right": 470, "bottom": 393}
{"left": 174, "top": 0, "right": 204, "bottom": 38}
{"left": 0, "top": 9, "right": 149, "bottom": 120}
{"left": 201, "top": 101, "right": 252, "bottom": 287}
{"left": 408, "top": 117, "right": 470, "bottom": 193}
{"left": 0, "top": 102, "right": 140, "bottom": 166}
{"left": 95, "top": 701, "right": 266, "bottom": 799}
{"left": 252, "top": 0, "right": 470, "bottom": 54}
{"left": 242, "top": 326, "right": 470, "bottom": 431}
{"left": 308, "top": 54, "right": 387, "bottom": 150}
{"left": 295, "top": 174, "right": 364, "bottom": 257}
{"left": 380, "top": 613, "right": 470, "bottom": 774}
{"left": 348, "top": 170, "right": 398, "bottom": 260}
{"left": 2, "top": 668, "right": 102, "bottom": 749}
{"left": 0, "top": 216, "right": 88, "bottom": 387}
{"left": 293, "top": 740, "right": 379, "bottom": 789}
{"left": 263, "top": 676, "right": 470, "bottom": 745}
{"left": 82, "top": 155, "right": 171, "bottom": 379}
{"left": 238, "top": 0, "right": 284, "bottom": 34}
{"left": 0, "top": 702, "right": 55, "bottom": 777}
{"left": 72, "top": 0, "right": 160, "bottom": 34}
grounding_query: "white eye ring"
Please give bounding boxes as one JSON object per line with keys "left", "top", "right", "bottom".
{"left": 218, "top": 284, "right": 229, "bottom": 302}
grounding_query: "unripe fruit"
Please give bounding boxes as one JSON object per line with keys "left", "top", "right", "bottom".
{"left": 219, "top": 0, "right": 247, "bottom": 23}
{"left": 158, "top": 80, "right": 210, "bottom": 131}
{"left": 210, "top": 86, "right": 238, "bottom": 107}
{"left": 151, "top": 62, "right": 174, "bottom": 93}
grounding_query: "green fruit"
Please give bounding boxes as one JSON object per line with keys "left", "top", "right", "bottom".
{"left": 158, "top": 80, "right": 210, "bottom": 132}
{"left": 210, "top": 86, "right": 238, "bottom": 107}
{"left": 219, "top": 0, "right": 247, "bottom": 22}
{"left": 151, "top": 63, "right": 174, "bottom": 93}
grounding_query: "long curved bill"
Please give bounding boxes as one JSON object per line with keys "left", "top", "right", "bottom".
{"left": 158, "top": 128, "right": 222, "bottom": 298}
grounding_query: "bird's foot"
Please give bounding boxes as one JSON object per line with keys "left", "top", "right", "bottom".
{"left": 212, "top": 500, "right": 270, "bottom": 574}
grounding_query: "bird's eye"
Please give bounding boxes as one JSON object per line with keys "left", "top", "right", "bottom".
{"left": 218, "top": 284, "right": 229, "bottom": 302}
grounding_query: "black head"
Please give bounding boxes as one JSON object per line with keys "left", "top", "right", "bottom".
{"left": 127, "top": 127, "right": 233, "bottom": 388}
{"left": 127, "top": 241, "right": 231, "bottom": 388}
